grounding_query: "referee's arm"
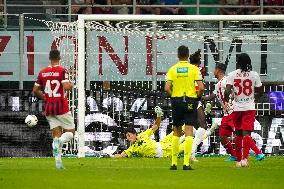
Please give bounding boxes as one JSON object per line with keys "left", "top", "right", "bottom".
{"left": 164, "top": 81, "right": 173, "bottom": 96}
{"left": 196, "top": 80, "right": 204, "bottom": 97}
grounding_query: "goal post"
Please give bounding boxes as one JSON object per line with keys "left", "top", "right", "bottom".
{"left": 77, "top": 14, "right": 284, "bottom": 158}
{"left": 77, "top": 18, "right": 86, "bottom": 158}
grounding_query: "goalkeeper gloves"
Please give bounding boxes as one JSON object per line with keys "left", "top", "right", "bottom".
{"left": 204, "top": 102, "right": 212, "bottom": 115}
{"left": 154, "top": 106, "right": 163, "bottom": 117}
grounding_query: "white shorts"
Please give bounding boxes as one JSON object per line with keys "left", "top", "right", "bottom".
{"left": 155, "top": 142, "right": 163, "bottom": 158}
{"left": 197, "top": 101, "right": 203, "bottom": 109}
{"left": 46, "top": 112, "right": 75, "bottom": 130}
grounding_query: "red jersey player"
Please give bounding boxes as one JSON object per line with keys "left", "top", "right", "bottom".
{"left": 201, "top": 63, "right": 237, "bottom": 161}
{"left": 225, "top": 53, "right": 265, "bottom": 168}
{"left": 33, "top": 49, "right": 75, "bottom": 169}
{"left": 212, "top": 63, "right": 237, "bottom": 161}
{"left": 189, "top": 49, "right": 208, "bottom": 162}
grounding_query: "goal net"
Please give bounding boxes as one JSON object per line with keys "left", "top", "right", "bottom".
{"left": 44, "top": 15, "right": 284, "bottom": 157}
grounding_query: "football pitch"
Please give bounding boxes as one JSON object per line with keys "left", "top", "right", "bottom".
{"left": 0, "top": 156, "right": 283, "bottom": 189}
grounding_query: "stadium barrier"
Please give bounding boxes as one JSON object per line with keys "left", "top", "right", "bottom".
{"left": 0, "top": 81, "right": 283, "bottom": 157}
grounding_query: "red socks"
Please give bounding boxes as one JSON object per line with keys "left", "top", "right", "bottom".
{"left": 235, "top": 135, "right": 243, "bottom": 162}
{"left": 223, "top": 139, "right": 236, "bottom": 157}
{"left": 243, "top": 135, "right": 261, "bottom": 159}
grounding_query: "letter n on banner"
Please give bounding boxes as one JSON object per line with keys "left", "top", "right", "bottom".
{"left": 98, "top": 36, "right": 128, "bottom": 75}
{"left": 0, "top": 36, "right": 12, "bottom": 75}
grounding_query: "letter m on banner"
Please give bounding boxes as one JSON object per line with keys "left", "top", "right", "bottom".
{"left": 98, "top": 36, "right": 128, "bottom": 75}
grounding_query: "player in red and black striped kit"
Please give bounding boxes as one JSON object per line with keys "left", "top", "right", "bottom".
{"left": 189, "top": 49, "right": 209, "bottom": 162}
{"left": 33, "top": 49, "right": 75, "bottom": 169}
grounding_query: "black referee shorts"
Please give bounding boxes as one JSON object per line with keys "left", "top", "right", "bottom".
{"left": 171, "top": 97, "right": 198, "bottom": 127}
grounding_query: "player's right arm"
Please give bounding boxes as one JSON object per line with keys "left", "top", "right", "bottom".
{"left": 194, "top": 66, "right": 204, "bottom": 97}
{"left": 33, "top": 72, "right": 45, "bottom": 100}
{"left": 33, "top": 85, "right": 45, "bottom": 100}
{"left": 224, "top": 73, "right": 234, "bottom": 105}
{"left": 201, "top": 93, "right": 216, "bottom": 101}
{"left": 165, "top": 67, "right": 173, "bottom": 96}
{"left": 113, "top": 144, "right": 135, "bottom": 158}
{"left": 164, "top": 81, "right": 172, "bottom": 96}
{"left": 113, "top": 151, "right": 128, "bottom": 158}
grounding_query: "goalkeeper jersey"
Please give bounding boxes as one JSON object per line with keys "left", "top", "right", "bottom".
{"left": 124, "top": 129, "right": 157, "bottom": 158}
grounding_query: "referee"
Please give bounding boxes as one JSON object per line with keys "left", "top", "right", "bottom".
{"left": 165, "top": 45, "right": 204, "bottom": 170}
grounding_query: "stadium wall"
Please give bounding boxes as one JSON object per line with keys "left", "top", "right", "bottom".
{"left": 0, "top": 31, "right": 283, "bottom": 82}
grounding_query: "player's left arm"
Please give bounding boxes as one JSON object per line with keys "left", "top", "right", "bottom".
{"left": 150, "top": 106, "right": 164, "bottom": 133}
{"left": 62, "top": 69, "right": 74, "bottom": 91}
{"left": 254, "top": 72, "right": 263, "bottom": 99}
{"left": 255, "top": 86, "right": 264, "bottom": 99}
{"left": 151, "top": 116, "right": 161, "bottom": 133}
{"left": 62, "top": 82, "right": 73, "bottom": 91}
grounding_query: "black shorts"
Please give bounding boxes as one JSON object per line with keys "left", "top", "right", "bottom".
{"left": 171, "top": 97, "right": 198, "bottom": 127}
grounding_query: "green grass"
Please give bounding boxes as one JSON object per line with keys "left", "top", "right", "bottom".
{"left": 0, "top": 156, "right": 283, "bottom": 189}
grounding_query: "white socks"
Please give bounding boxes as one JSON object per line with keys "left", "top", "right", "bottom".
{"left": 59, "top": 132, "right": 74, "bottom": 143}
{"left": 191, "top": 128, "right": 206, "bottom": 156}
{"left": 54, "top": 132, "right": 74, "bottom": 161}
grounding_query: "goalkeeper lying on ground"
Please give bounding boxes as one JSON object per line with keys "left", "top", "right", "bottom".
{"left": 113, "top": 106, "right": 174, "bottom": 158}
{"left": 113, "top": 106, "right": 217, "bottom": 158}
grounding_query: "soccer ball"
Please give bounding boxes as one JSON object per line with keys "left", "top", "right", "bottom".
{"left": 25, "top": 115, "right": 38, "bottom": 127}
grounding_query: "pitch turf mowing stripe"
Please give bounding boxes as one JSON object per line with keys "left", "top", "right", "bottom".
{"left": 0, "top": 157, "right": 283, "bottom": 189}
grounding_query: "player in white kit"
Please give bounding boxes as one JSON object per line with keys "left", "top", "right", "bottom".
{"left": 224, "top": 53, "right": 265, "bottom": 167}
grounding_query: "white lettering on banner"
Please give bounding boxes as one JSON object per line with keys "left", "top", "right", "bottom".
{"left": 0, "top": 31, "right": 283, "bottom": 81}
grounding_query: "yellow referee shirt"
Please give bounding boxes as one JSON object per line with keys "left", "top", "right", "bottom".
{"left": 166, "top": 61, "right": 203, "bottom": 98}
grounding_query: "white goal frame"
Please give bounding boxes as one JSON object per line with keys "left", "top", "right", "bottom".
{"left": 77, "top": 14, "right": 284, "bottom": 157}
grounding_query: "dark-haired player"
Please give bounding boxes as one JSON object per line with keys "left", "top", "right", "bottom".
{"left": 202, "top": 63, "right": 237, "bottom": 161}
{"left": 33, "top": 49, "right": 75, "bottom": 169}
{"left": 225, "top": 53, "right": 265, "bottom": 167}
{"left": 113, "top": 106, "right": 179, "bottom": 158}
{"left": 189, "top": 49, "right": 209, "bottom": 162}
